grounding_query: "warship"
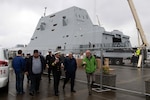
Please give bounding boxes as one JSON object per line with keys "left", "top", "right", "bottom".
{"left": 24, "top": 6, "right": 132, "bottom": 64}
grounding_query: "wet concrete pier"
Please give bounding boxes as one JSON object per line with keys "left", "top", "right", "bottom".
{"left": 0, "top": 64, "right": 150, "bottom": 100}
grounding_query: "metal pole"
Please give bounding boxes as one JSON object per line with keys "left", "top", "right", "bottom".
{"left": 100, "top": 48, "right": 103, "bottom": 89}
{"left": 141, "top": 46, "right": 145, "bottom": 95}
{"left": 92, "top": 46, "right": 110, "bottom": 92}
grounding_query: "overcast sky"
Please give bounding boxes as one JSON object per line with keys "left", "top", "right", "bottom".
{"left": 0, "top": 0, "right": 150, "bottom": 48}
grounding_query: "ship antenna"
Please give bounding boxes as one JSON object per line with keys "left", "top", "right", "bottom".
{"left": 44, "top": 7, "right": 47, "bottom": 17}
{"left": 96, "top": 15, "right": 101, "bottom": 26}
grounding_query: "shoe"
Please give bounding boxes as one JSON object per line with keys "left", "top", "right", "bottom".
{"left": 36, "top": 90, "right": 40, "bottom": 94}
{"left": 63, "top": 85, "right": 65, "bottom": 90}
{"left": 29, "top": 92, "right": 34, "bottom": 96}
{"left": 17, "top": 91, "right": 25, "bottom": 95}
{"left": 55, "top": 93, "right": 59, "bottom": 96}
{"left": 91, "top": 81, "right": 95, "bottom": 88}
{"left": 20, "top": 91, "right": 25, "bottom": 95}
{"left": 71, "top": 90, "right": 76, "bottom": 93}
{"left": 17, "top": 92, "right": 20, "bottom": 95}
{"left": 89, "top": 92, "right": 92, "bottom": 95}
{"left": 49, "top": 78, "right": 51, "bottom": 83}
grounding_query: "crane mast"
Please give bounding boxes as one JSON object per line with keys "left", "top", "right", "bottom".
{"left": 127, "top": 0, "right": 148, "bottom": 47}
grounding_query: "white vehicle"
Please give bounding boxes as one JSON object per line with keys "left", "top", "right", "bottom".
{"left": 0, "top": 47, "right": 9, "bottom": 91}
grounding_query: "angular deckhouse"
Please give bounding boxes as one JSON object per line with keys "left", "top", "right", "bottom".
{"left": 26, "top": 6, "right": 131, "bottom": 56}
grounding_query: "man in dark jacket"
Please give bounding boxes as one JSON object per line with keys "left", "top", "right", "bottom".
{"left": 25, "top": 49, "right": 46, "bottom": 96}
{"left": 63, "top": 53, "right": 77, "bottom": 93}
{"left": 46, "top": 51, "right": 54, "bottom": 83}
{"left": 12, "top": 50, "right": 25, "bottom": 94}
{"left": 25, "top": 53, "right": 31, "bottom": 84}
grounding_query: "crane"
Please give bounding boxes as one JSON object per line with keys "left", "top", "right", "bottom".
{"left": 127, "top": 0, "right": 148, "bottom": 47}
{"left": 127, "top": 0, "right": 149, "bottom": 67}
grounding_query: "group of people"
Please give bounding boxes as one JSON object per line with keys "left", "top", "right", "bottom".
{"left": 12, "top": 49, "right": 97, "bottom": 96}
{"left": 12, "top": 49, "right": 46, "bottom": 96}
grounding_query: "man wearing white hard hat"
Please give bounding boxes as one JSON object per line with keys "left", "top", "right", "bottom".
{"left": 51, "top": 51, "right": 62, "bottom": 96}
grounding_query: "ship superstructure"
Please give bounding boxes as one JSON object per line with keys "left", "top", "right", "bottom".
{"left": 25, "top": 6, "right": 132, "bottom": 64}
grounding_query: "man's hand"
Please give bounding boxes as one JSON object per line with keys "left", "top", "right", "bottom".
{"left": 61, "top": 63, "right": 64, "bottom": 68}
{"left": 83, "top": 61, "right": 86, "bottom": 65}
{"left": 25, "top": 72, "right": 28, "bottom": 75}
{"left": 46, "top": 64, "right": 49, "bottom": 68}
{"left": 54, "top": 58, "right": 59, "bottom": 64}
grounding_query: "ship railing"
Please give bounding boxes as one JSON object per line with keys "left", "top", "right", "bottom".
{"left": 79, "top": 42, "right": 131, "bottom": 49}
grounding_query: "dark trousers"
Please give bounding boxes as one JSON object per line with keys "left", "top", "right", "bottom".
{"left": 63, "top": 72, "right": 75, "bottom": 91}
{"left": 15, "top": 72, "right": 24, "bottom": 93}
{"left": 30, "top": 74, "right": 41, "bottom": 93}
{"left": 48, "top": 67, "right": 52, "bottom": 80}
{"left": 26, "top": 74, "right": 30, "bottom": 81}
{"left": 53, "top": 72, "right": 61, "bottom": 94}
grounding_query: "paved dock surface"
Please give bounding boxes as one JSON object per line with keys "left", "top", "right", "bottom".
{"left": 0, "top": 65, "right": 150, "bottom": 100}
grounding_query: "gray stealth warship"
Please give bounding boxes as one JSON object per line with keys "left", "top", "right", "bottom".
{"left": 25, "top": 6, "right": 132, "bottom": 64}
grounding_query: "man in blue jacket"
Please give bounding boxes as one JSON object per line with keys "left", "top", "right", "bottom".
{"left": 12, "top": 50, "right": 25, "bottom": 95}
{"left": 63, "top": 53, "right": 77, "bottom": 93}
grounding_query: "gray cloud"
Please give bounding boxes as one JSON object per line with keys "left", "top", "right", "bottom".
{"left": 0, "top": 0, "right": 150, "bottom": 47}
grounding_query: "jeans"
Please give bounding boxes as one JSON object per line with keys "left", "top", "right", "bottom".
{"left": 15, "top": 72, "right": 24, "bottom": 93}
{"left": 86, "top": 73, "right": 95, "bottom": 93}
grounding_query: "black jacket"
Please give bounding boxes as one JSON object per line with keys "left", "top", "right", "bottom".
{"left": 64, "top": 57, "right": 77, "bottom": 73}
{"left": 46, "top": 54, "right": 54, "bottom": 67}
{"left": 25, "top": 56, "right": 46, "bottom": 75}
{"left": 51, "top": 57, "right": 62, "bottom": 75}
